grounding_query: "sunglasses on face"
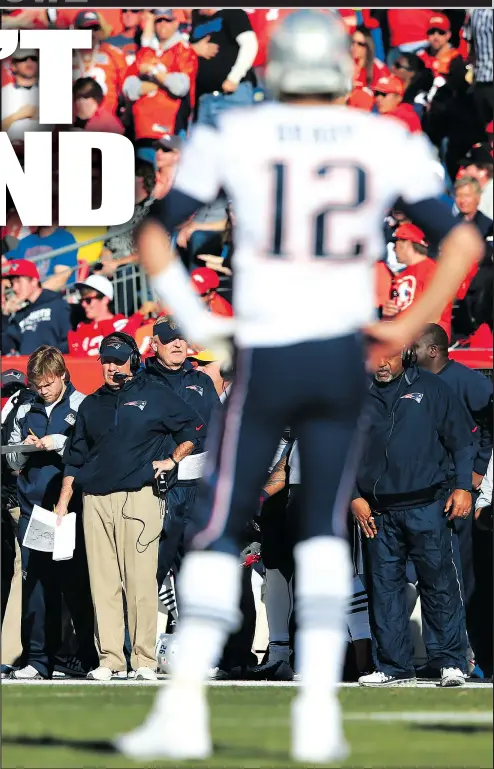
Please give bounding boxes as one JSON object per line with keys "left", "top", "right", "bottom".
{"left": 14, "top": 56, "right": 38, "bottom": 63}
{"left": 352, "top": 39, "right": 367, "bottom": 47}
{"left": 80, "top": 295, "right": 101, "bottom": 305}
{"left": 155, "top": 16, "right": 175, "bottom": 23}
{"left": 374, "top": 91, "right": 389, "bottom": 98}
{"left": 428, "top": 28, "right": 447, "bottom": 35}
{"left": 393, "top": 61, "right": 413, "bottom": 72}
{"left": 122, "top": 9, "right": 141, "bottom": 13}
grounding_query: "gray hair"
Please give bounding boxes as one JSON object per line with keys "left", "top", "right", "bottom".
{"left": 454, "top": 176, "right": 481, "bottom": 195}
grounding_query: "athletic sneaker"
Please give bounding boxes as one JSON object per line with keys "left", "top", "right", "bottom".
{"left": 1, "top": 665, "right": 16, "bottom": 679}
{"left": 87, "top": 667, "right": 127, "bottom": 681}
{"left": 10, "top": 665, "right": 44, "bottom": 680}
{"left": 440, "top": 667, "right": 465, "bottom": 687}
{"left": 358, "top": 671, "right": 416, "bottom": 687}
{"left": 134, "top": 667, "right": 158, "bottom": 681}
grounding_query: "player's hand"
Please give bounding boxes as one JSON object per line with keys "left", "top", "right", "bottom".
{"left": 351, "top": 498, "right": 377, "bottom": 539}
{"left": 444, "top": 489, "right": 472, "bottom": 521}
{"left": 222, "top": 79, "right": 238, "bottom": 93}
{"left": 35, "top": 435, "right": 54, "bottom": 451}
{"left": 363, "top": 319, "right": 410, "bottom": 371}
{"left": 54, "top": 501, "right": 68, "bottom": 527}
{"left": 472, "top": 471, "right": 484, "bottom": 491}
{"left": 382, "top": 300, "right": 400, "bottom": 318}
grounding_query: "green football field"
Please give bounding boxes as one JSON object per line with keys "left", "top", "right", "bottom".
{"left": 2, "top": 683, "right": 492, "bottom": 768}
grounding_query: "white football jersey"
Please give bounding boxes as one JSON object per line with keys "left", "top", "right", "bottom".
{"left": 174, "top": 103, "right": 442, "bottom": 347}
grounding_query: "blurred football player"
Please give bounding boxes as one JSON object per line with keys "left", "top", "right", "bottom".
{"left": 116, "top": 9, "right": 484, "bottom": 765}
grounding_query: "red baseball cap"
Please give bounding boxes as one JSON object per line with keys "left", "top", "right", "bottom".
{"left": 191, "top": 267, "right": 220, "bottom": 295}
{"left": 2, "top": 259, "right": 40, "bottom": 280}
{"left": 428, "top": 13, "right": 450, "bottom": 32}
{"left": 394, "top": 224, "right": 428, "bottom": 246}
{"left": 347, "top": 87, "right": 374, "bottom": 111}
{"left": 374, "top": 75, "right": 404, "bottom": 97}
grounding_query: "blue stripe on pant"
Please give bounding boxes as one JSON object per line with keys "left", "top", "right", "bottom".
{"left": 192, "top": 333, "right": 368, "bottom": 557}
{"left": 364, "top": 500, "right": 468, "bottom": 677}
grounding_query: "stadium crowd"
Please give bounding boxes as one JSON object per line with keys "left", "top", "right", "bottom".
{"left": 1, "top": 8, "right": 493, "bottom": 684}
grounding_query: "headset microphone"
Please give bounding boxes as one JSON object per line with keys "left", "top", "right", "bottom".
{"left": 113, "top": 372, "right": 131, "bottom": 384}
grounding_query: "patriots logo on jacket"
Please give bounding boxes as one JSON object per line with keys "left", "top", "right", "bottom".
{"left": 65, "top": 412, "right": 76, "bottom": 426}
{"left": 400, "top": 392, "right": 424, "bottom": 404}
{"left": 124, "top": 400, "right": 147, "bottom": 411}
{"left": 186, "top": 385, "right": 204, "bottom": 396}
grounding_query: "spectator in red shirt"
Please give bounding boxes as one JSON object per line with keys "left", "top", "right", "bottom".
{"left": 123, "top": 9, "right": 198, "bottom": 142}
{"left": 68, "top": 275, "right": 146, "bottom": 357}
{"left": 190, "top": 268, "right": 233, "bottom": 318}
{"left": 73, "top": 77, "right": 124, "bottom": 134}
{"left": 351, "top": 25, "right": 389, "bottom": 90}
{"left": 374, "top": 75, "right": 422, "bottom": 133}
{"left": 387, "top": 10, "right": 432, "bottom": 59}
{"left": 72, "top": 11, "right": 127, "bottom": 116}
{"left": 383, "top": 223, "right": 452, "bottom": 340}
{"left": 418, "top": 13, "right": 461, "bottom": 77}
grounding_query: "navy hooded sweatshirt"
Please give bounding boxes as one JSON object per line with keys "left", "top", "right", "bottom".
{"left": 2, "top": 289, "right": 71, "bottom": 356}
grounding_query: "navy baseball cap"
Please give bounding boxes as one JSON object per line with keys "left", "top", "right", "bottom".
{"left": 99, "top": 337, "right": 133, "bottom": 364}
{"left": 2, "top": 368, "right": 28, "bottom": 390}
{"left": 153, "top": 317, "right": 186, "bottom": 344}
{"left": 152, "top": 8, "right": 175, "bottom": 20}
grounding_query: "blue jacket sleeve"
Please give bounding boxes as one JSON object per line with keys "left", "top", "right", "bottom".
{"left": 435, "top": 381, "right": 475, "bottom": 490}
{"left": 1, "top": 315, "right": 20, "bottom": 355}
{"left": 462, "top": 370, "right": 493, "bottom": 476}
{"left": 62, "top": 407, "right": 90, "bottom": 478}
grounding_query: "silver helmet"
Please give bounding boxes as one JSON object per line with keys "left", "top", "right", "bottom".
{"left": 265, "top": 10, "right": 353, "bottom": 100}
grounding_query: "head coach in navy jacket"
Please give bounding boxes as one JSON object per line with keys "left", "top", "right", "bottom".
{"left": 6, "top": 346, "right": 96, "bottom": 680}
{"left": 58, "top": 331, "right": 206, "bottom": 682}
{"left": 351, "top": 347, "right": 475, "bottom": 689}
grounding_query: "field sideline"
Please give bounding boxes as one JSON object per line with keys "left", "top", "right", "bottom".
{"left": 2, "top": 683, "right": 492, "bottom": 768}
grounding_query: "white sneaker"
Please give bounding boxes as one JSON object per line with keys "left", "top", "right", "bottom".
{"left": 134, "top": 667, "right": 158, "bottom": 681}
{"left": 11, "top": 665, "right": 43, "bottom": 680}
{"left": 87, "top": 667, "right": 127, "bottom": 681}
{"left": 115, "top": 684, "right": 212, "bottom": 761}
{"left": 359, "top": 671, "right": 416, "bottom": 687}
{"left": 441, "top": 667, "right": 465, "bottom": 687}
{"left": 291, "top": 694, "right": 348, "bottom": 765}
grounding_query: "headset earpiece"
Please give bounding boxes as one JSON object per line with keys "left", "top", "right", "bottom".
{"left": 402, "top": 348, "right": 416, "bottom": 368}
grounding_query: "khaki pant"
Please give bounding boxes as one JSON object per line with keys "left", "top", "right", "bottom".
{"left": 83, "top": 487, "right": 163, "bottom": 672}
{"left": 2, "top": 508, "right": 23, "bottom": 666}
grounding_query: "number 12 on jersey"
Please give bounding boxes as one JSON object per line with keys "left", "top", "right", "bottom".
{"left": 269, "top": 161, "right": 368, "bottom": 261}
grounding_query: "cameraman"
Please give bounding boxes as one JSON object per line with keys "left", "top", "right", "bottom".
{"left": 58, "top": 332, "right": 206, "bottom": 682}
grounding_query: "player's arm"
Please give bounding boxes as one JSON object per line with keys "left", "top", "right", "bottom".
{"left": 136, "top": 126, "right": 235, "bottom": 346}
{"left": 366, "top": 135, "right": 484, "bottom": 362}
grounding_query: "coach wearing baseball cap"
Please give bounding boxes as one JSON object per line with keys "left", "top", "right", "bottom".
{"left": 59, "top": 331, "right": 207, "bottom": 681}
{"left": 2, "top": 260, "right": 71, "bottom": 356}
{"left": 144, "top": 316, "right": 220, "bottom": 594}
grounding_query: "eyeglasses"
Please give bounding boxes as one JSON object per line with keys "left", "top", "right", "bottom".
{"left": 122, "top": 9, "right": 141, "bottom": 13}
{"left": 155, "top": 16, "right": 175, "bottom": 23}
{"left": 80, "top": 295, "right": 101, "bottom": 305}
{"left": 373, "top": 91, "right": 389, "bottom": 98}
{"left": 14, "top": 55, "right": 38, "bottom": 63}
{"left": 427, "top": 28, "right": 447, "bottom": 35}
{"left": 352, "top": 39, "right": 367, "bottom": 47}
{"left": 393, "top": 61, "right": 413, "bottom": 72}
